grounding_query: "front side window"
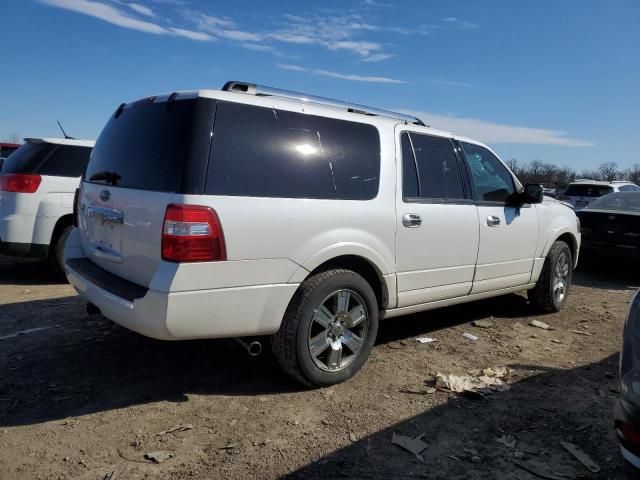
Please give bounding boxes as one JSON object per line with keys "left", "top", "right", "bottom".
{"left": 461, "top": 142, "right": 515, "bottom": 202}
{"left": 206, "top": 102, "right": 380, "bottom": 200}
{"left": 401, "top": 132, "right": 465, "bottom": 201}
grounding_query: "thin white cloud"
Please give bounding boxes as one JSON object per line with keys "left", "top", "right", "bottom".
{"left": 41, "top": 0, "right": 168, "bottom": 34}
{"left": 400, "top": 109, "right": 593, "bottom": 146}
{"left": 128, "top": 3, "right": 154, "bottom": 17}
{"left": 170, "top": 27, "right": 214, "bottom": 42}
{"left": 426, "top": 78, "right": 471, "bottom": 87}
{"left": 442, "top": 17, "right": 479, "bottom": 29}
{"left": 362, "top": 53, "right": 393, "bottom": 63}
{"left": 278, "top": 63, "right": 406, "bottom": 84}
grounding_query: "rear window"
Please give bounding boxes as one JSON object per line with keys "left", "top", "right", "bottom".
{"left": 37, "top": 145, "right": 91, "bottom": 177}
{"left": 205, "top": 102, "right": 380, "bottom": 200}
{"left": 85, "top": 97, "right": 216, "bottom": 193}
{"left": 564, "top": 184, "right": 613, "bottom": 197}
{"left": 1, "top": 142, "right": 58, "bottom": 174}
{"left": 587, "top": 192, "right": 640, "bottom": 211}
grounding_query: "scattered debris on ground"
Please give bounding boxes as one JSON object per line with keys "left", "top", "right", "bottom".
{"left": 496, "top": 434, "right": 517, "bottom": 449}
{"left": 144, "top": 451, "right": 175, "bottom": 464}
{"left": 462, "top": 332, "right": 478, "bottom": 341}
{"left": 560, "top": 441, "right": 601, "bottom": 473}
{"left": 435, "top": 367, "right": 511, "bottom": 395}
{"left": 471, "top": 319, "right": 495, "bottom": 328}
{"left": 153, "top": 424, "right": 193, "bottom": 436}
{"left": 529, "top": 320, "right": 554, "bottom": 330}
{"left": 391, "top": 433, "right": 428, "bottom": 462}
{"left": 415, "top": 337, "right": 437, "bottom": 344}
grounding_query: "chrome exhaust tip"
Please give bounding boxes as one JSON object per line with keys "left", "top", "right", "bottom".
{"left": 234, "top": 337, "right": 262, "bottom": 357}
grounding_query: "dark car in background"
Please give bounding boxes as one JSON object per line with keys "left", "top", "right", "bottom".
{"left": 577, "top": 192, "right": 640, "bottom": 258}
{"left": 0, "top": 142, "right": 21, "bottom": 172}
{"left": 616, "top": 290, "right": 640, "bottom": 469}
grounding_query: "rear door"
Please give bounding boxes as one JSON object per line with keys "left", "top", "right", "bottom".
{"left": 395, "top": 128, "right": 479, "bottom": 307}
{"left": 78, "top": 95, "right": 216, "bottom": 287}
{"left": 458, "top": 141, "right": 539, "bottom": 293}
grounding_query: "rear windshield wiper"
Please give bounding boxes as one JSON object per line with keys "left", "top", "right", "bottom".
{"left": 88, "top": 171, "right": 122, "bottom": 185}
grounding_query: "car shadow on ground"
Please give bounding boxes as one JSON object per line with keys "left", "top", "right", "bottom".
{"left": 0, "top": 290, "right": 541, "bottom": 428}
{"left": 0, "top": 254, "right": 635, "bottom": 429}
{"left": 285, "top": 354, "right": 636, "bottom": 480}
{"left": 0, "top": 256, "right": 63, "bottom": 286}
{"left": 573, "top": 254, "right": 639, "bottom": 291}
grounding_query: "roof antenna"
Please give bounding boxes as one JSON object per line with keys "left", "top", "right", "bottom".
{"left": 56, "top": 120, "right": 75, "bottom": 140}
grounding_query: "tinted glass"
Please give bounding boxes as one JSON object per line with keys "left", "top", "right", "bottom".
{"left": 409, "top": 133, "right": 464, "bottom": 200}
{"left": 563, "top": 184, "right": 613, "bottom": 197}
{"left": 461, "top": 142, "right": 515, "bottom": 202}
{"left": 86, "top": 97, "right": 215, "bottom": 193}
{"left": 401, "top": 132, "right": 419, "bottom": 198}
{"left": 1, "top": 142, "right": 57, "bottom": 174}
{"left": 587, "top": 192, "right": 640, "bottom": 211}
{"left": 37, "top": 145, "right": 91, "bottom": 177}
{"left": 206, "top": 102, "right": 380, "bottom": 199}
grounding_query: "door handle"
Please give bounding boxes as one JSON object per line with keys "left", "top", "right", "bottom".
{"left": 402, "top": 213, "right": 422, "bottom": 228}
{"left": 487, "top": 215, "right": 501, "bottom": 227}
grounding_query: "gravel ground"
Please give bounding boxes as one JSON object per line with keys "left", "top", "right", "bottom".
{"left": 0, "top": 254, "right": 638, "bottom": 479}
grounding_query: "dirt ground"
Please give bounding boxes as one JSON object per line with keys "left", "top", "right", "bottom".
{"left": 0, "top": 254, "right": 639, "bottom": 480}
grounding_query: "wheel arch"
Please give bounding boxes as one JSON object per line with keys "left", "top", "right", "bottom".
{"left": 290, "top": 248, "right": 393, "bottom": 310}
{"left": 48, "top": 214, "right": 73, "bottom": 257}
{"left": 542, "top": 229, "right": 579, "bottom": 269}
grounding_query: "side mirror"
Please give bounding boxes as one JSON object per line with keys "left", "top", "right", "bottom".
{"left": 520, "top": 183, "right": 544, "bottom": 204}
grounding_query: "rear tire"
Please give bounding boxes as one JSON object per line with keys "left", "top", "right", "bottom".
{"left": 271, "top": 269, "right": 379, "bottom": 387}
{"left": 50, "top": 226, "right": 72, "bottom": 280}
{"left": 528, "top": 241, "right": 572, "bottom": 313}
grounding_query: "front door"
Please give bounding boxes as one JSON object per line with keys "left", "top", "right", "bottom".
{"left": 395, "top": 129, "right": 480, "bottom": 307}
{"left": 457, "top": 141, "right": 539, "bottom": 293}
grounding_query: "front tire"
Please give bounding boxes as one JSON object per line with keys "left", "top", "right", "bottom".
{"left": 272, "top": 269, "right": 379, "bottom": 387}
{"left": 528, "top": 241, "right": 572, "bottom": 313}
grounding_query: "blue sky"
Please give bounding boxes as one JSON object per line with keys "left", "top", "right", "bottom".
{"left": 1, "top": 0, "right": 638, "bottom": 170}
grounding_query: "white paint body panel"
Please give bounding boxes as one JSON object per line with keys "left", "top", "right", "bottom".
{"left": 66, "top": 88, "right": 580, "bottom": 341}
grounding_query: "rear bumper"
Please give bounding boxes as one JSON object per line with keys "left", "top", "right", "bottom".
{"left": 66, "top": 257, "right": 298, "bottom": 341}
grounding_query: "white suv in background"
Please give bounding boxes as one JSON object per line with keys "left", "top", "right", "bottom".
{"left": 560, "top": 179, "right": 640, "bottom": 210}
{"left": 65, "top": 82, "right": 580, "bottom": 386}
{"left": 0, "top": 137, "right": 94, "bottom": 274}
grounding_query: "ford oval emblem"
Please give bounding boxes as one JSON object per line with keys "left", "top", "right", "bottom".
{"left": 100, "top": 190, "right": 111, "bottom": 202}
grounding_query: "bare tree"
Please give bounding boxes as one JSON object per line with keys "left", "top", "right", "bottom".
{"left": 598, "top": 162, "right": 619, "bottom": 182}
{"left": 626, "top": 163, "right": 640, "bottom": 185}
{"left": 1, "top": 133, "right": 21, "bottom": 144}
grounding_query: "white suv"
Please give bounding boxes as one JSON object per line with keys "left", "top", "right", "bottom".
{"left": 560, "top": 179, "right": 640, "bottom": 210}
{"left": 0, "top": 137, "right": 94, "bottom": 274}
{"left": 65, "top": 82, "right": 580, "bottom": 386}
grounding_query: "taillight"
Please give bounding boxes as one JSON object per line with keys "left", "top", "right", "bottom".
{"left": 0, "top": 174, "right": 42, "bottom": 193}
{"left": 616, "top": 420, "right": 640, "bottom": 448}
{"left": 161, "top": 204, "right": 226, "bottom": 262}
{"left": 72, "top": 188, "right": 80, "bottom": 227}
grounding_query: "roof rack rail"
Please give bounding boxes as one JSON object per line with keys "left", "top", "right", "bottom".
{"left": 222, "top": 81, "right": 426, "bottom": 126}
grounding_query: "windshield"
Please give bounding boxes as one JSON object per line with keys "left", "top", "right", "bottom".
{"left": 586, "top": 192, "right": 640, "bottom": 212}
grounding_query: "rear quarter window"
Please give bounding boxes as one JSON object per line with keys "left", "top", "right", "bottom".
{"left": 205, "top": 102, "right": 381, "bottom": 200}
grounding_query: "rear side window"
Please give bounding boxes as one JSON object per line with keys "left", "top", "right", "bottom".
{"left": 86, "top": 97, "right": 216, "bottom": 193}
{"left": 461, "top": 142, "right": 515, "bottom": 202}
{"left": 1, "top": 142, "right": 57, "bottom": 174}
{"left": 37, "top": 145, "right": 91, "bottom": 177}
{"left": 205, "top": 102, "right": 380, "bottom": 200}
{"left": 403, "top": 132, "right": 465, "bottom": 200}
{"left": 564, "top": 184, "right": 613, "bottom": 197}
